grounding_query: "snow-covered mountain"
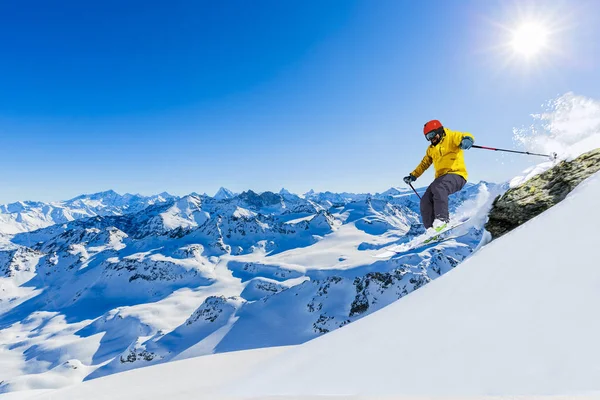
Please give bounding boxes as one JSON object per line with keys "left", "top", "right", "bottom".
{"left": 0, "top": 190, "right": 176, "bottom": 235}
{"left": 0, "top": 180, "right": 503, "bottom": 393}
{"left": 4, "top": 164, "right": 600, "bottom": 400}
{"left": 303, "top": 189, "right": 369, "bottom": 207}
{"left": 0, "top": 184, "right": 478, "bottom": 237}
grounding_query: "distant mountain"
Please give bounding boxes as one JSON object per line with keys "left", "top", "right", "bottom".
{"left": 375, "top": 186, "right": 413, "bottom": 197}
{"left": 303, "top": 190, "right": 370, "bottom": 207}
{"left": 0, "top": 183, "right": 502, "bottom": 236}
{"left": 213, "top": 187, "right": 236, "bottom": 200}
{"left": 0, "top": 190, "right": 177, "bottom": 235}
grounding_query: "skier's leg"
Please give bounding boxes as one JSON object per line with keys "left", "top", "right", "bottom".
{"left": 430, "top": 174, "right": 466, "bottom": 222}
{"left": 420, "top": 186, "right": 435, "bottom": 228}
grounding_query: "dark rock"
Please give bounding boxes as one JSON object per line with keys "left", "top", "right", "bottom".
{"left": 486, "top": 148, "right": 600, "bottom": 239}
{"left": 238, "top": 190, "right": 283, "bottom": 209}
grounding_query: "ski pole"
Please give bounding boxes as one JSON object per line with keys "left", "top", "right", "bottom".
{"left": 408, "top": 182, "right": 421, "bottom": 200}
{"left": 472, "top": 145, "right": 557, "bottom": 160}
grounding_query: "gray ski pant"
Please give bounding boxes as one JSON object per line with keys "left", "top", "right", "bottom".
{"left": 420, "top": 173, "right": 466, "bottom": 228}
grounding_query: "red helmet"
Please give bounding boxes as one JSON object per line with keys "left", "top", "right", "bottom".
{"left": 423, "top": 120, "right": 443, "bottom": 135}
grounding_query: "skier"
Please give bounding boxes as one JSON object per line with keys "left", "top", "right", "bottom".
{"left": 403, "top": 120, "right": 474, "bottom": 233}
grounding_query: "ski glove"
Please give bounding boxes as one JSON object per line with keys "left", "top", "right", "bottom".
{"left": 460, "top": 136, "right": 474, "bottom": 150}
{"left": 403, "top": 174, "right": 416, "bottom": 185}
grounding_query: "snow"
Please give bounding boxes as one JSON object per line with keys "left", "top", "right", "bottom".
{"left": 0, "top": 346, "right": 290, "bottom": 400}
{"left": 228, "top": 171, "right": 600, "bottom": 398}
{"left": 510, "top": 93, "right": 600, "bottom": 186}
{"left": 231, "top": 206, "right": 257, "bottom": 219}
{"left": 3, "top": 173, "right": 599, "bottom": 400}
{"left": 282, "top": 215, "right": 314, "bottom": 224}
{"left": 509, "top": 160, "right": 556, "bottom": 188}
{"left": 214, "top": 187, "right": 236, "bottom": 200}
{"left": 0, "top": 191, "right": 176, "bottom": 235}
{"left": 1, "top": 181, "right": 494, "bottom": 395}
{"left": 229, "top": 222, "right": 381, "bottom": 272}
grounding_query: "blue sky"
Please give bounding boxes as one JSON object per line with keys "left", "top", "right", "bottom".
{"left": 1, "top": 0, "right": 599, "bottom": 203}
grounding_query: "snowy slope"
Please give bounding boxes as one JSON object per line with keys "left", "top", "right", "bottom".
{"left": 0, "top": 347, "right": 291, "bottom": 400}
{"left": 3, "top": 173, "right": 598, "bottom": 399}
{"left": 229, "top": 171, "right": 600, "bottom": 398}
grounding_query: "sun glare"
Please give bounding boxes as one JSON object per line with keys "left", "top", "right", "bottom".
{"left": 511, "top": 22, "right": 549, "bottom": 57}
{"left": 488, "top": 3, "right": 571, "bottom": 71}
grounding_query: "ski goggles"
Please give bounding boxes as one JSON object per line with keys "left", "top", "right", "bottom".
{"left": 425, "top": 128, "right": 443, "bottom": 141}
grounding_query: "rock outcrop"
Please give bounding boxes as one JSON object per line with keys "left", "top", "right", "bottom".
{"left": 486, "top": 148, "right": 600, "bottom": 239}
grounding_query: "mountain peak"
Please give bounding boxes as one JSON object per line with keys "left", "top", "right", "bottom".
{"left": 154, "top": 192, "right": 175, "bottom": 201}
{"left": 378, "top": 187, "right": 412, "bottom": 197}
{"left": 214, "top": 187, "right": 235, "bottom": 200}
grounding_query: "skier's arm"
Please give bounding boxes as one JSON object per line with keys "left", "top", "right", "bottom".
{"left": 410, "top": 153, "right": 433, "bottom": 179}
{"left": 451, "top": 129, "right": 475, "bottom": 149}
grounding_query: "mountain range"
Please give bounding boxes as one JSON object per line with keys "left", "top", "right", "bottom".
{"left": 0, "top": 181, "right": 504, "bottom": 392}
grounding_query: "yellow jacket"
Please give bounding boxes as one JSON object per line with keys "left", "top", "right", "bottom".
{"left": 411, "top": 128, "right": 474, "bottom": 181}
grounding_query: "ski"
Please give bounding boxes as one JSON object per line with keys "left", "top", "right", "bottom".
{"left": 374, "top": 220, "right": 469, "bottom": 258}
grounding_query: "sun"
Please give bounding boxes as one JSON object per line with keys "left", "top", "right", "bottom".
{"left": 510, "top": 22, "right": 549, "bottom": 57}
{"left": 487, "top": 5, "right": 570, "bottom": 70}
